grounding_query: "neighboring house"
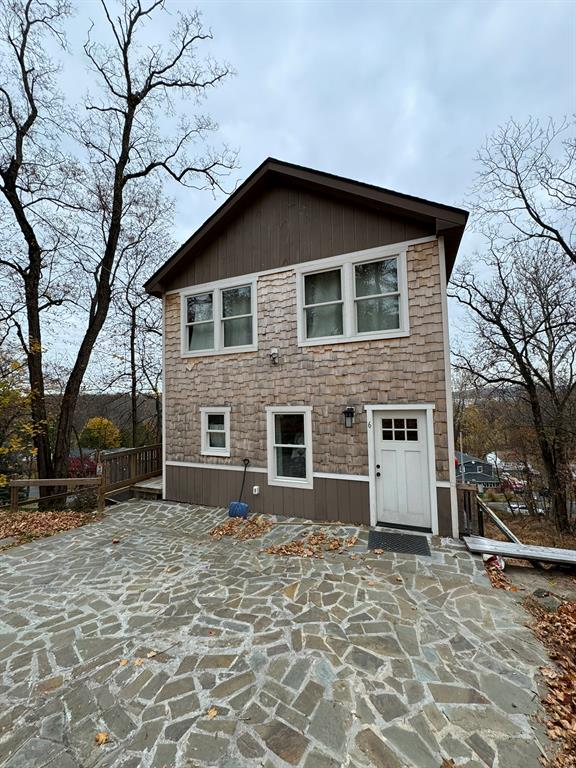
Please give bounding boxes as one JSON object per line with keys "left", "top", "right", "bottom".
{"left": 145, "top": 159, "right": 468, "bottom": 537}
{"left": 455, "top": 451, "right": 499, "bottom": 488}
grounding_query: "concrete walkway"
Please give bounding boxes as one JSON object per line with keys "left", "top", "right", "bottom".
{"left": 0, "top": 501, "right": 549, "bottom": 767}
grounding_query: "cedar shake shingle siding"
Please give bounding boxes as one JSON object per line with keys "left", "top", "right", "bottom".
{"left": 164, "top": 240, "right": 449, "bottom": 480}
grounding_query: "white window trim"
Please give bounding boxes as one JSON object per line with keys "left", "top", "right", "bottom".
{"left": 181, "top": 277, "right": 258, "bottom": 358}
{"left": 266, "top": 406, "right": 313, "bottom": 490}
{"left": 200, "top": 406, "right": 231, "bottom": 457}
{"left": 296, "top": 247, "right": 410, "bottom": 347}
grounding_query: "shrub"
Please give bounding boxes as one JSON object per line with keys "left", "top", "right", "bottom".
{"left": 70, "top": 488, "right": 97, "bottom": 514}
{"left": 67, "top": 456, "right": 97, "bottom": 477}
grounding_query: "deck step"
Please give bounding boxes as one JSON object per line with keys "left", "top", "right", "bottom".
{"left": 131, "top": 475, "right": 163, "bottom": 499}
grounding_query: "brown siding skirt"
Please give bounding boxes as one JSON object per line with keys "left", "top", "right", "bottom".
{"left": 165, "top": 465, "right": 371, "bottom": 526}
{"left": 165, "top": 466, "right": 454, "bottom": 536}
{"left": 436, "top": 486, "right": 453, "bottom": 537}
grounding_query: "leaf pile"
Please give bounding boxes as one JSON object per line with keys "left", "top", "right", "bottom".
{"left": 484, "top": 561, "right": 519, "bottom": 591}
{"left": 526, "top": 599, "right": 576, "bottom": 767}
{"left": 209, "top": 515, "right": 273, "bottom": 541}
{"left": 264, "top": 530, "right": 357, "bottom": 559}
{"left": 0, "top": 510, "right": 96, "bottom": 547}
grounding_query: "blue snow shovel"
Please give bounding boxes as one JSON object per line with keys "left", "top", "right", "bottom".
{"left": 228, "top": 458, "right": 250, "bottom": 518}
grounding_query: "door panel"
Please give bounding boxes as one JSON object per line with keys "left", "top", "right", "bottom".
{"left": 374, "top": 410, "right": 431, "bottom": 529}
{"left": 379, "top": 448, "right": 399, "bottom": 519}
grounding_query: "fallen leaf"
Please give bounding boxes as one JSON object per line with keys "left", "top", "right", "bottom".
{"left": 111, "top": 538, "right": 120, "bottom": 544}
{"left": 133, "top": 658, "right": 144, "bottom": 666}
{"left": 146, "top": 650, "right": 157, "bottom": 658}
{"left": 372, "top": 548, "right": 384, "bottom": 555}
{"left": 367, "top": 581, "right": 376, "bottom": 586}
{"left": 207, "top": 706, "right": 218, "bottom": 719}
{"left": 118, "top": 659, "right": 129, "bottom": 666}
{"left": 95, "top": 732, "right": 109, "bottom": 745}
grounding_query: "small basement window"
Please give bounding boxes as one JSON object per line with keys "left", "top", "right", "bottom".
{"left": 200, "top": 407, "right": 231, "bottom": 457}
{"left": 266, "top": 406, "right": 313, "bottom": 489}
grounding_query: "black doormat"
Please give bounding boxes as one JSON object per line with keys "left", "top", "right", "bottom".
{"left": 367, "top": 529, "right": 431, "bottom": 557}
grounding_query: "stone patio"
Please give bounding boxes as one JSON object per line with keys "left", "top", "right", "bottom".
{"left": 0, "top": 500, "right": 550, "bottom": 767}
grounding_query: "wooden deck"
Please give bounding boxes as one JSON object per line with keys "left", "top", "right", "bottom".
{"left": 464, "top": 535, "right": 576, "bottom": 566}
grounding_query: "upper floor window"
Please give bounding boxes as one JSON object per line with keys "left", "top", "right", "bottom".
{"left": 183, "top": 279, "right": 257, "bottom": 356}
{"left": 297, "top": 248, "right": 409, "bottom": 346}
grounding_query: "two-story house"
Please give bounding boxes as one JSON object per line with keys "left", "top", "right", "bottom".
{"left": 145, "top": 159, "right": 468, "bottom": 537}
{"left": 455, "top": 451, "right": 499, "bottom": 488}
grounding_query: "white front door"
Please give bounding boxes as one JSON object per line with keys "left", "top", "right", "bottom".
{"left": 373, "top": 410, "right": 432, "bottom": 530}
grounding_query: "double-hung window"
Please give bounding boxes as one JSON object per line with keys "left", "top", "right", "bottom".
{"left": 266, "top": 406, "right": 313, "bottom": 489}
{"left": 183, "top": 279, "right": 256, "bottom": 356}
{"left": 200, "top": 407, "right": 231, "bottom": 457}
{"left": 297, "top": 248, "right": 408, "bottom": 346}
{"left": 303, "top": 268, "right": 344, "bottom": 340}
{"left": 354, "top": 258, "right": 400, "bottom": 333}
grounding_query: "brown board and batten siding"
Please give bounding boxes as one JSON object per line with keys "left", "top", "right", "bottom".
{"left": 161, "top": 183, "right": 434, "bottom": 291}
{"left": 165, "top": 465, "right": 371, "bottom": 526}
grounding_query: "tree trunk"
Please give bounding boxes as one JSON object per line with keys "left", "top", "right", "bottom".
{"left": 1, "top": 181, "right": 53, "bottom": 488}
{"left": 155, "top": 389, "right": 162, "bottom": 444}
{"left": 24, "top": 260, "right": 53, "bottom": 492}
{"left": 547, "top": 468, "right": 569, "bottom": 532}
{"left": 130, "top": 306, "right": 137, "bottom": 447}
{"left": 523, "top": 381, "right": 570, "bottom": 532}
{"left": 50, "top": 111, "right": 134, "bottom": 479}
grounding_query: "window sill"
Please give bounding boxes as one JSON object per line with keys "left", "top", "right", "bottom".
{"left": 267, "top": 476, "right": 314, "bottom": 490}
{"left": 201, "top": 449, "right": 231, "bottom": 458}
{"left": 298, "top": 329, "right": 410, "bottom": 347}
{"left": 181, "top": 343, "right": 258, "bottom": 359}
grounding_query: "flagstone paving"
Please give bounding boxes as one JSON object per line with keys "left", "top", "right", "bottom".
{"left": 0, "top": 500, "right": 550, "bottom": 767}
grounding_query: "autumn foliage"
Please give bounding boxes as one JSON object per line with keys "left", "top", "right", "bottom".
{"left": 526, "top": 599, "right": 576, "bottom": 768}
{"left": 80, "top": 417, "right": 121, "bottom": 451}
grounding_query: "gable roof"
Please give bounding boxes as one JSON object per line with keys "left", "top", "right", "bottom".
{"left": 144, "top": 158, "right": 468, "bottom": 296}
{"left": 455, "top": 451, "right": 486, "bottom": 465}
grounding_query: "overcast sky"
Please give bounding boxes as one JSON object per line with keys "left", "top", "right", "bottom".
{"left": 67, "top": 0, "right": 574, "bottom": 247}
{"left": 46, "top": 0, "right": 575, "bottom": 379}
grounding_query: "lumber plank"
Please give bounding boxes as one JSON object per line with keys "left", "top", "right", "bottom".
{"left": 477, "top": 498, "right": 521, "bottom": 544}
{"left": 464, "top": 535, "right": 576, "bottom": 566}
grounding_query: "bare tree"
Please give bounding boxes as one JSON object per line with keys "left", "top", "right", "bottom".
{"left": 472, "top": 116, "right": 575, "bottom": 266}
{"left": 108, "top": 200, "right": 172, "bottom": 447}
{"left": 450, "top": 241, "right": 576, "bottom": 531}
{"left": 0, "top": 0, "right": 234, "bottom": 486}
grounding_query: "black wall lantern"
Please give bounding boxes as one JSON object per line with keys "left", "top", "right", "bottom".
{"left": 342, "top": 406, "right": 355, "bottom": 428}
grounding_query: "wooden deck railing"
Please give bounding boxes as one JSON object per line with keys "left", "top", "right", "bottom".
{"left": 3, "top": 444, "right": 162, "bottom": 513}
{"left": 457, "top": 483, "right": 484, "bottom": 537}
{"left": 100, "top": 443, "right": 162, "bottom": 493}
{"left": 8, "top": 477, "right": 106, "bottom": 514}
